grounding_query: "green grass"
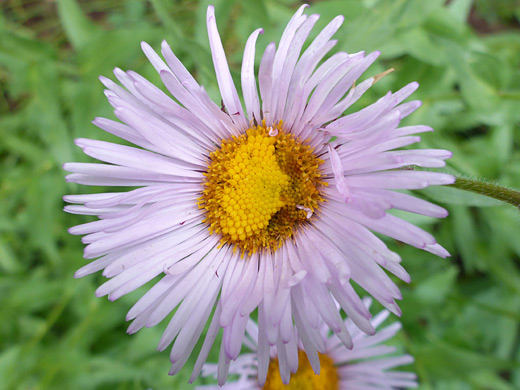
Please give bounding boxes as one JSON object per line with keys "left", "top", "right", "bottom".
{"left": 1, "top": 0, "right": 520, "bottom": 389}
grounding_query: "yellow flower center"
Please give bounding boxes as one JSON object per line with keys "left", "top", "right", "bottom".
{"left": 263, "top": 351, "right": 339, "bottom": 390}
{"left": 199, "top": 122, "right": 325, "bottom": 254}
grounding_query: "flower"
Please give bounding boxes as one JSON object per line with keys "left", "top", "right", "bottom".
{"left": 64, "top": 4, "right": 453, "bottom": 384}
{"left": 198, "top": 300, "right": 418, "bottom": 389}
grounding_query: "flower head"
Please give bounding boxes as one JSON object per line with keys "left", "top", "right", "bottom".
{"left": 199, "top": 300, "right": 418, "bottom": 389}
{"left": 64, "top": 4, "right": 452, "bottom": 384}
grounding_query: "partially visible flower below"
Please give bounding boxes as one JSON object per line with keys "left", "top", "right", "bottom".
{"left": 198, "top": 299, "right": 417, "bottom": 390}
{"left": 64, "top": 3, "right": 453, "bottom": 385}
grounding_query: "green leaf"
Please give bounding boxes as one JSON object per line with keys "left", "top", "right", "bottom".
{"left": 414, "top": 340, "right": 520, "bottom": 380}
{"left": 415, "top": 266, "right": 458, "bottom": 304}
{"left": 470, "top": 51, "right": 513, "bottom": 91}
{"left": 56, "top": 0, "right": 101, "bottom": 50}
{"left": 0, "top": 239, "right": 21, "bottom": 274}
{"left": 398, "top": 27, "right": 445, "bottom": 65}
{"left": 446, "top": 0, "right": 473, "bottom": 23}
{"left": 444, "top": 42, "right": 501, "bottom": 115}
{"left": 450, "top": 206, "right": 482, "bottom": 272}
{"left": 149, "top": 0, "right": 185, "bottom": 46}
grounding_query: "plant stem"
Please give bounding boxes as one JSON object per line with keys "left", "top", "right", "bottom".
{"left": 449, "top": 177, "right": 520, "bottom": 208}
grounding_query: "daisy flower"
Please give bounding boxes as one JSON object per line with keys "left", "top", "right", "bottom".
{"left": 199, "top": 300, "right": 418, "bottom": 389}
{"left": 64, "top": 4, "right": 452, "bottom": 385}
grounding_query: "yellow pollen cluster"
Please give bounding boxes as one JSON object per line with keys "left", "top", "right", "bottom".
{"left": 219, "top": 135, "right": 289, "bottom": 241}
{"left": 199, "top": 122, "right": 325, "bottom": 254}
{"left": 263, "top": 351, "right": 339, "bottom": 390}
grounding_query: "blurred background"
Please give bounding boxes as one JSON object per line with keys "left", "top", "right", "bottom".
{"left": 1, "top": 0, "right": 520, "bottom": 389}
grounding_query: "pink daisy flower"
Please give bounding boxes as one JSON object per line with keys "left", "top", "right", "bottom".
{"left": 199, "top": 300, "right": 417, "bottom": 389}
{"left": 64, "top": 4, "right": 452, "bottom": 384}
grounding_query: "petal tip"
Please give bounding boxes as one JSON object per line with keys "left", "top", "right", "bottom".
{"left": 334, "top": 14, "right": 345, "bottom": 24}
{"left": 207, "top": 4, "right": 215, "bottom": 19}
{"left": 74, "top": 138, "right": 86, "bottom": 148}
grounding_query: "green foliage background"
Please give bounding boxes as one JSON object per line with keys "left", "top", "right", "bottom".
{"left": 1, "top": 0, "right": 520, "bottom": 389}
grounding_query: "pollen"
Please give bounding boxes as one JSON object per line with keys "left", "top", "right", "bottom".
{"left": 263, "top": 350, "right": 339, "bottom": 390}
{"left": 199, "top": 122, "right": 325, "bottom": 255}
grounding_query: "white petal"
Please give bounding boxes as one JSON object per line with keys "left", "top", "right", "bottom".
{"left": 206, "top": 6, "right": 248, "bottom": 130}
{"left": 241, "top": 28, "right": 263, "bottom": 122}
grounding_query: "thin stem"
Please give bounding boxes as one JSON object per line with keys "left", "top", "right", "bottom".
{"left": 449, "top": 177, "right": 520, "bottom": 208}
